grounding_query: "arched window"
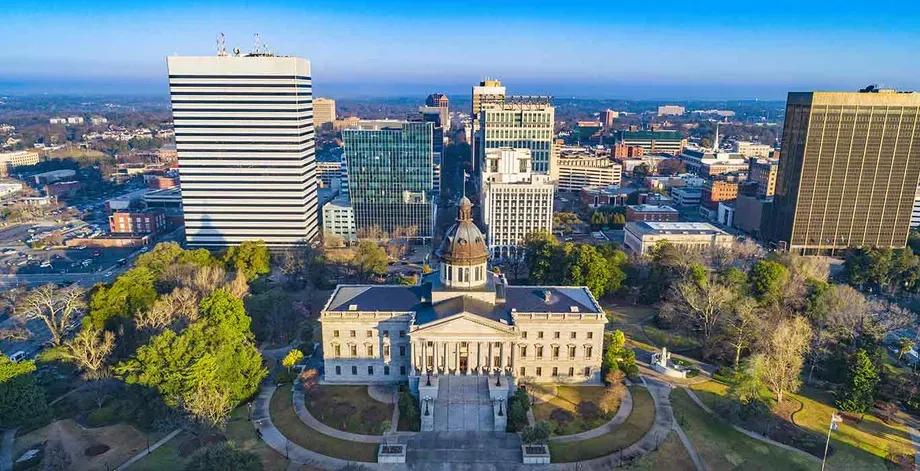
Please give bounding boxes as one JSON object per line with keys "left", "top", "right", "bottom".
{"left": 464, "top": 268, "right": 470, "bottom": 282}
{"left": 447, "top": 264, "right": 452, "bottom": 281}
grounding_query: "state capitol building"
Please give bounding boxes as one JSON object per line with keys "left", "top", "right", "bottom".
{"left": 320, "top": 198, "right": 607, "bottom": 389}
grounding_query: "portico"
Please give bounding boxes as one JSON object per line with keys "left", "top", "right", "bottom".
{"left": 410, "top": 315, "right": 518, "bottom": 376}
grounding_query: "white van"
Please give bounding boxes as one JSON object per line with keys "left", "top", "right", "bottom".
{"left": 9, "top": 351, "right": 26, "bottom": 362}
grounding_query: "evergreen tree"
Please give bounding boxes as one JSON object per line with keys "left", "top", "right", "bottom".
{"left": 0, "top": 355, "right": 50, "bottom": 429}
{"left": 836, "top": 349, "right": 879, "bottom": 413}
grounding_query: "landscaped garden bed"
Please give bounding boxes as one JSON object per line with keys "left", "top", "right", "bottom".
{"left": 305, "top": 385, "right": 392, "bottom": 435}
{"left": 533, "top": 385, "right": 620, "bottom": 435}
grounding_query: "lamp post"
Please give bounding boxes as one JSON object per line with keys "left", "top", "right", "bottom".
{"left": 821, "top": 412, "right": 842, "bottom": 471}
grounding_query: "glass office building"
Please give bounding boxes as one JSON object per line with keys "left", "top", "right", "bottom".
{"left": 342, "top": 121, "right": 435, "bottom": 241}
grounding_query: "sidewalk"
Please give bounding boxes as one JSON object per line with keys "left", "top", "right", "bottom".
{"left": 115, "top": 429, "right": 181, "bottom": 471}
{"left": 549, "top": 386, "right": 634, "bottom": 443}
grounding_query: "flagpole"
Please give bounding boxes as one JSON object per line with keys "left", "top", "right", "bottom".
{"left": 821, "top": 412, "right": 841, "bottom": 471}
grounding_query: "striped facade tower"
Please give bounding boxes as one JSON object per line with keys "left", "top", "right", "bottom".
{"left": 167, "top": 54, "right": 318, "bottom": 247}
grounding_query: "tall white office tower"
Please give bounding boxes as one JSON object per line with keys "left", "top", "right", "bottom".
{"left": 481, "top": 147, "right": 554, "bottom": 259}
{"left": 167, "top": 54, "right": 318, "bottom": 247}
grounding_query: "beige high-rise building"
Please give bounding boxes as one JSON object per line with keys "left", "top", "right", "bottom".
{"left": 0, "top": 150, "right": 39, "bottom": 176}
{"left": 471, "top": 80, "right": 506, "bottom": 173}
{"left": 481, "top": 148, "right": 554, "bottom": 258}
{"left": 479, "top": 97, "right": 555, "bottom": 173}
{"left": 313, "top": 98, "right": 336, "bottom": 129}
{"left": 765, "top": 88, "right": 920, "bottom": 254}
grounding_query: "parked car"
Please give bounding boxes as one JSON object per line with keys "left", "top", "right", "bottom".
{"left": 9, "top": 351, "right": 26, "bottom": 363}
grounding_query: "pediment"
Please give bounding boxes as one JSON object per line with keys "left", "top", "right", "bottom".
{"left": 414, "top": 313, "right": 514, "bottom": 337}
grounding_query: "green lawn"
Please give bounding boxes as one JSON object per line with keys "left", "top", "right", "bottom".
{"left": 225, "top": 404, "right": 289, "bottom": 471}
{"left": 306, "top": 385, "right": 392, "bottom": 435}
{"left": 549, "top": 386, "right": 655, "bottom": 462}
{"left": 270, "top": 386, "right": 379, "bottom": 462}
{"left": 129, "top": 431, "right": 191, "bottom": 471}
{"left": 671, "top": 388, "right": 815, "bottom": 470}
{"left": 624, "top": 431, "right": 695, "bottom": 470}
{"left": 791, "top": 386, "right": 912, "bottom": 470}
{"left": 534, "top": 385, "right": 618, "bottom": 435}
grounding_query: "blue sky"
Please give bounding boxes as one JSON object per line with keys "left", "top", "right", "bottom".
{"left": 2, "top": 0, "right": 919, "bottom": 99}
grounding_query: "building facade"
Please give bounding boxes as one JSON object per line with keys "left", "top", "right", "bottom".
{"left": 322, "top": 198, "right": 357, "bottom": 243}
{"left": 733, "top": 141, "right": 774, "bottom": 158}
{"left": 748, "top": 159, "right": 778, "bottom": 197}
{"left": 764, "top": 89, "right": 920, "bottom": 254}
{"left": 479, "top": 97, "right": 555, "bottom": 174}
{"left": 0, "top": 150, "right": 39, "bottom": 176}
{"left": 342, "top": 121, "right": 435, "bottom": 241}
{"left": 657, "top": 105, "right": 685, "bottom": 116}
{"left": 109, "top": 210, "right": 167, "bottom": 235}
{"left": 313, "top": 98, "right": 336, "bottom": 129}
{"left": 626, "top": 204, "right": 679, "bottom": 222}
{"left": 623, "top": 221, "right": 734, "bottom": 254}
{"left": 425, "top": 93, "right": 450, "bottom": 131}
{"left": 320, "top": 198, "right": 606, "bottom": 387}
{"left": 614, "top": 130, "right": 686, "bottom": 155}
{"left": 481, "top": 148, "right": 554, "bottom": 258}
{"left": 554, "top": 156, "right": 622, "bottom": 192}
{"left": 167, "top": 54, "right": 318, "bottom": 247}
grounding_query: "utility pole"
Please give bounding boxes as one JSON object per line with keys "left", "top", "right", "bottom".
{"left": 821, "top": 411, "right": 842, "bottom": 471}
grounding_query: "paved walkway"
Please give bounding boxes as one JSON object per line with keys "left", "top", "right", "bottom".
{"left": 252, "top": 383, "right": 364, "bottom": 469}
{"left": 292, "top": 383, "right": 385, "bottom": 443}
{"left": 546, "top": 377, "right": 676, "bottom": 469}
{"left": 433, "top": 376, "right": 494, "bottom": 432}
{"left": 672, "top": 421, "right": 706, "bottom": 471}
{"left": 682, "top": 387, "right": 820, "bottom": 463}
{"left": 115, "top": 429, "right": 182, "bottom": 471}
{"left": 905, "top": 425, "right": 920, "bottom": 471}
{"left": 0, "top": 429, "right": 14, "bottom": 471}
{"left": 550, "top": 386, "right": 634, "bottom": 443}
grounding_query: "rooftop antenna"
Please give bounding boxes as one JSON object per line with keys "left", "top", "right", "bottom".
{"left": 216, "top": 33, "right": 228, "bottom": 57}
{"left": 252, "top": 33, "right": 263, "bottom": 55}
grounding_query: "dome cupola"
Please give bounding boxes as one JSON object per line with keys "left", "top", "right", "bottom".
{"left": 437, "top": 197, "right": 489, "bottom": 288}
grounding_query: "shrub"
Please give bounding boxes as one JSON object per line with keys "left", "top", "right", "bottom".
{"left": 550, "top": 408, "right": 575, "bottom": 425}
{"left": 184, "top": 442, "right": 260, "bottom": 471}
{"left": 577, "top": 401, "right": 601, "bottom": 421}
{"left": 507, "top": 387, "right": 531, "bottom": 432}
{"left": 521, "top": 421, "right": 551, "bottom": 444}
{"left": 85, "top": 405, "right": 119, "bottom": 427}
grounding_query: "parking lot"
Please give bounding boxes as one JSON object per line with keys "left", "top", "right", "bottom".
{"left": 0, "top": 222, "right": 138, "bottom": 278}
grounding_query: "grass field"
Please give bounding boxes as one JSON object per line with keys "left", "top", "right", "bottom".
{"left": 129, "top": 431, "right": 190, "bottom": 471}
{"left": 270, "top": 386, "right": 379, "bottom": 462}
{"left": 625, "top": 431, "right": 695, "bottom": 470}
{"left": 533, "top": 385, "right": 618, "bottom": 435}
{"left": 671, "top": 388, "right": 816, "bottom": 470}
{"left": 791, "top": 386, "right": 911, "bottom": 470}
{"left": 549, "top": 386, "right": 655, "bottom": 462}
{"left": 306, "top": 385, "right": 392, "bottom": 435}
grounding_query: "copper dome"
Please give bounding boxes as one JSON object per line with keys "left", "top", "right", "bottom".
{"left": 438, "top": 197, "right": 489, "bottom": 266}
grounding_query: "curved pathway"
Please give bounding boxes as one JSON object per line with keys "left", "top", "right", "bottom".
{"left": 251, "top": 383, "right": 363, "bottom": 469}
{"left": 292, "top": 384, "right": 385, "bottom": 444}
{"left": 0, "top": 429, "right": 14, "bottom": 471}
{"left": 550, "top": 386, "right": 634, "bottom": 443}
{"left": 682, "top": 387, "right": 820, "bottom": 463}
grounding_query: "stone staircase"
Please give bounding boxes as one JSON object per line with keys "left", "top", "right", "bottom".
{"left": 433, "top": 375, "right": 495, "bottom": 432}
{"left": 404, "top": 431, "right": 522, "bottom": 469}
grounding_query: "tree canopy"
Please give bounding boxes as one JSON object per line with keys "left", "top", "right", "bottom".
{"left": 87, "top": 267, "right": 157, "bottom": 330}
{"left": 523, "top": 233, "right": 627, "bottom": 298}
{"left": 223, "top": 240, "right": 271, "bottom": 281}
{"left": 0, "top": 355, "right": 50, "bottom": 429}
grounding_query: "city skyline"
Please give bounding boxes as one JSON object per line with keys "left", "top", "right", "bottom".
{"left": 3, "top": 1, "right": 920, "bottom": 99}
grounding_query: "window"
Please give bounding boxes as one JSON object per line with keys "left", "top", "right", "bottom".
{"left": 584, "top": 367, "right": 591, "bottom": 376}
{"left": 384, "top": 366, "right": 390, "bottom": 375}
{"left": 552, "top": 367, "right": 558, "bottom": 376}
{"left": 552, "top": 346, "right": 560, "bottom": 359}
{"left": 335, "top": 365, "right": 341, "bottom": 375}
{"left": 570, "top": 332, "right": 577, "bottom": 340}
{"left": 554, "top": 331, "right": 560, "bottom": 339}
{"left": 568, "top": 367, "right": 574, "bottom": 376}
{"left": 569, "top": 346, "right": 576, "bottom": 358}
{"left": 333, "top": 330, "right": 340, "bottom": 338}
{"left": 368, "top": 366, "right": 374, "bottom": 375}
{"left": 350, "top": 345, "right": 357, "bottom": 356}
{"left": 399, "top": 330, "right": 406, "bottom": 338}
{"left": 587, "top": 332, "right": 594, "bottom": 339}
{"left": 383, "top": 345, "right": 390, "bottom": 357}
{"left": 350, "top": 330, "right": 356, "bottom": 338}
{"left": 383, "top": 330, "right": 389, "bottom": 338}
{"left": 366, "top": 330, "right": 373, "bottom": 338}
{"left": 520, "top": 345, "right": 527, "bottom": 357}
{"left": 334, "top": 345, "right": 341, "bottom": 357}
{"left": 537, "top": 346, "right": 544, "bottom": 358}
{"left": 519, "top": 367, "right": 526, "bottom": 376}
{"left": 366, "top": 345, "right": 374, "bottom": 356}
{"left": 399, "top": 346, "right": 406, "bottom": 357}
{"left": 351, "top": 366, "right": 358, "bottom": 375}
{"left": 400, "top": 365, "right": 406, "bottom": 375}
{"left": 522, "top": 331, "right": 528, "bottom": 339}
{"left": 586, "top": 346, "right": 593, "bottom": 358}
{"left": 536, "top": 367, "right": 542, "bottom": 376}
{"left": 538, "top": 331, "right": 544, "bottom": 339}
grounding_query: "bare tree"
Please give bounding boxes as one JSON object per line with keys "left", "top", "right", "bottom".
{"left": 183, "top": 381, "right": 232, "bottom": 429}
{"left": 722, "top": 296, "right": 760, "bottom": 368}
{"left": 661, "top": 275, "right": 735, "bottom": 353}
{"left": 223, "top": 268, "right": 250, "bottom": 299}
{"left": 16, "top": 284, "right": 85, "bottom": 346}
{"left": 136, "top": 287, "right": 200, "bottom": 331}
{"left": 61, "top": 328, "right": 115, "bottom": 378}
{"left": 752, "top": 316, "right": 812, "bottom": 403}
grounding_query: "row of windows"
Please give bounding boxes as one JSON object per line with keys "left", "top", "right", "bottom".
{"left": 519, "top": 345, "right": 593, "bottom": 359}
{"left": 331, "top": 344, "right": 407, "bottom": 358}
{"left": 521, "top": 366, "right": 592, "bottom": 377}
{"left": 332, "top": 329, "right": 406, "bottom": 338}
{"left": 334, "top": 365, "right": 406, "bottom": 376}
{"left": 522, "top": 331, "right": 594, "bottom": 340}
